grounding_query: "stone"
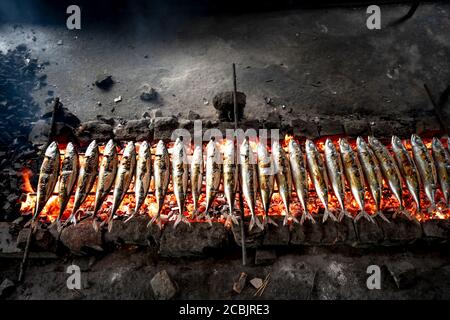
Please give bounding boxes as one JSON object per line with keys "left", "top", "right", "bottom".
{"left": 262, "top": 216, "right": 290, "bottom": 246}
{"left": 159, "top": 222, "right": 228, "bottom": 257}
{"left": 104, "top": 215, "right": 161, "bottom": 246}
{"left": 232, "top": 272, "right": 247, "bottom": 294}
{"left": 422, "top": 219, "right": 450, "bottom": 241}
{"left": 0, "top": 222, "right": 20, "bottom": 253}
{"left": 114, "top": 96, "right": 122, "bottom": 103}
{"left": 140, "top": 87, "right": 157, "bottom": 101}
{"left": 150, "top": 270, "right": 177, "bottom": 300}
{"left": 318, "top": 118, "right": 345, "bottom": 136}
{"left": 152, "top": 116, "right": 179, "bottom": 140}
{"left": 255, "top": 249, "right": 277, "bottom": 265}
{"left": 0, "top": 278, "right": 15, "bottom": 298}
{"left": 188, "top": 110, "right": 201, "bottom": 120}
{"left": 378, "top": 214, "right": 422, "bottom": 245}
{"left": 290, "top": 118, "right": 319, "bottom": 139}
{"left": 212, "top": 91, "right": 246, "bottom": 121}
{"left": 113, "top": 119, "right": 152, "bottom": 141}
{"left": 371, "top": 120, "right": 412, "bottom": 139}
{"left": 343, "top": 120, "right": 370, "bottom": 136}
{"left": 263, "top": 111, "right": 281, "bottom": 129}
{"left": 290, "top": 219, "right": 323, "bottom": 245}
{"left": 415, "top": 117, "right": 442, "bottom": 135}
{"left": 385, "top": 261, "right": 417, "bottom": 289}
{"left": 355, "top": 218, "right": 383, "bottom": 246}
{"left": 75, "top": 120, "right": 114, "bottom": 145}
{"left": 231, "top": 216, "right": 264, "bottom": 248}
{"left": 95, "top": 74, "right": 113, "bottom": 89}
{"left": 60, "top": 219, "right": 103, "bottom": 255}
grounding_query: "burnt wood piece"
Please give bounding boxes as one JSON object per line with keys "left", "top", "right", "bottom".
{"left": 113, "top": 119, "right": 152, "bottom": 141}
{"left": 422, "top": 219, "right": 450, "bottom": 242}
{"left": 213, "top": 91, "right": 245, "bottom": 122}
{"left": 354, "top": 216, "right": 384, "bottom": 246}
{"left": 262, "top": 216, "right": 290, "bottom": 246}
{"left": 377, "top": 213, "right": 422, "bottom": 246}
{"left": 104, "top": 215, "right": 161, "bottom": 246}
{"left": 231, "top": 216, "right": 264, "bottom": 248}
{"left": 59, "top": 218, "right": 103, "bottom": 255}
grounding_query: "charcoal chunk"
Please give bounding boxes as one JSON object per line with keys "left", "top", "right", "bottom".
{"left": 212, "top": 91, "right": 245, "bottom": 121}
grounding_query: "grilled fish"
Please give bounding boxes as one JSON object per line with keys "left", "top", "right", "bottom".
{"left": 92, "top": 139, "right": 118, "bottom": 231}
{"left": 324, "top": 139, "right": 350, "bottom": 221}
{"left": 391, "top": 136, "right": 421, "bottom": 215}
{"left": 411, "top": 134, "right": 438, "bottom": 212}
{"left": 305, "top": 139, "right": 336, "bottom": 222}
{"left": 240, "top": 137, "right": 263, "bottom": 231}
{"left": 150, "top": 140, "right": 170, "bottom": 229}
{"left": 356, "top": 137, "right": 388, "bottom": 222}
{"left": 204, "top": 137, "right": 222, "bottom": 225}
{"left": 126, "top": 140, "right": 151, "bottom": 223}
{"left": 56, "top": 142, "right": 78, "bottom": 231}
{"left": 368, "top": 136, "right": 409, "bottom": 219}
{"left": 66, "top": 140, "right": 99, "bottom": 226}
{"left": 107, "top": 141, "right": 136, "bottom": 232}
{"left": 257, "top": 142, "right": 276, "bottom": 227}
{"left": 339, "top": 138, "right": 372, "bottom": 222}
{"left": 190, "top": 144, "right": 203, "bottom": 218}
{"left": 431, "top": 137, "right": 449, "bottom": 206}
{"left": 171, "top": 137, "right": 190, "bottom": 228}
{"left": 33, "top": 141, "right": 60, "bottom": 227}
{"left": 288, "top": 139, "right": 314, "bottom": 224}
{"left": 223, "top": 140, "right": 239, "bottom": 225}
{"left": 272, "top": 141, "right": 298, "bottom": 225}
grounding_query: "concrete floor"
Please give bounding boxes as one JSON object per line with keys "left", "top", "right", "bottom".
{"left": 0, "top": 3, "right": 449, "bottom": 123}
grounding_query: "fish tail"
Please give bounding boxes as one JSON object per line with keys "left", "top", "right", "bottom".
{"left": 302, "top": 210, "right": 316, "bottom": 225}
{"left": 323, "top": 208, "right": 337, "bottom": 223}
{"left": 355, "top": 210, "right": 374, "bottom": 223}
{"left": 92, "top": 219, "right": 100, "bottom": 232}
{"left": 427, "top": 202, "right": 437, "bottom": 214}
{"left": 124, "top": 209, "right": 136, "bottom": 224}
{"left": 265, "top": 215, "right": 278, "bottom": 227}
{"left": 374, "top": 210, "right": 390, "bottom": 223}
{"left": 174, "top": 214, "right": 191, "bottom": 229}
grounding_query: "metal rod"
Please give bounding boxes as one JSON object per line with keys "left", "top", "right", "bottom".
{"left": 233, "top": 63, "right": 247, "bottom": 266}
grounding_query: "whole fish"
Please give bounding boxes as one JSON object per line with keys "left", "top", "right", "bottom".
{"left": 391, "top": 136, "right": 421, "bottom": 214}
{"left": 150, "top": 140, "right": 170, "bottom": 229}
{"left": 171, "top": 137, "right": 190, "bottom": 228}
{"left": 56, "top": 142, "right": 78, "bottom": 231}
{"left": 92, "top": 139, "right": 118, "bottom": 231}
{"left": 411, "top": 134, "right": 438, "bottom": 211}
{"left": 126, "top": 140, "right": 151, "bottom": 223}
{"left": 305, "top": 139, "right": 336, "bottom": 222}
{"left": 33, "top": 141, "right": 60, "bottom": 226}
{"left": 204, "top": 138, "right": 222, "bottom": 224}
{"left": 356, "top": 137, "right": 388, "bottom": 222}
{"left": 431, "top": 137, "right": 450, "bottom": 206}
{"left": 257, "top": 142, "right": 276, "bottom": 227}
{"left": 288, "top": 139, "right": 314, "bottom": 224}
{"left": 66, "top": 140, "right": 99, "bottom": 226}
{"left": 240, "top": 137, "right": 263, "bottom": 231}
{"left": 190, "top": 144, "right": 203, "bottom": 218}
{"left": 272, "top": 141, "right": 298, "bottom": 225}
{"left": 223, "top": 140, "right": 239, "bottom": 225}
{"left": 324, "top": 139, "right": 350, "bottom": 221}
{"left": 107, "top": 141, "right": 136, "bottom": 232}
{"left": 368, "top": 136, "right": 408, "bottom": 219}
{"left": 339, "top": 138, "right": 372, "bottom": 222}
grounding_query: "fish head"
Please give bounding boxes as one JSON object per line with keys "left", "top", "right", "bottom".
{"left": 123, "top": 141, "right": 136, "bottom": 157}
{"left": 45, "top": 141, "right": 59, "bottom": 158}
{"left": 207, "top": 138, "right": 218, "bottom": 157}
{"left": 257, "top": 142, "right": 269, "bottom": 159}
{"left": 368, "top": 136, "right": 381, "bottom": 148}
{"left": 271, "top": 140, "right": 281, "bottom": 154}
{"left": 192, "top": 145, "right": 203, "bottom": 163}
{"left": 432, "top": 137, "right": 443, "bottom": 150}
{"left": 356, "top": 136, "right": 367, "bottom": 150}
{"left": 104, "top": 139, "right": 117, "bottom": 156}
{"left": 305, "top": 139, "right": 316, "bottom": 153}
{"left": 288, "top": 139, "right": 298, "bottom": 153}
{"left": 65, "top": 142, "right": 75, "bottom": 155}
{"left": 324, "top": 138, "right": 335, "bottom": 153}
{"left": 391, "top": 136, "right": 403, "bottom": 150}
{"left": 410, "top": 134, "right": 423, "bottom": 147}
{"left": 155, "top": 140, "right": 166, "bottom": 155}
{"left": 85, "top": 140, "right": 98, "bottom": 156}
{"left": 338, "top": 138, "right": 352, "bottom": 153}
{"left": 139, "top": 141, "right": 150, "bottom": 157}
{"left": 239, "top": 137, "right": 250, "bottom": 155}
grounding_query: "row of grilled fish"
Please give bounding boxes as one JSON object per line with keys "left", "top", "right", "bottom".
{"left": 31, "top": 135, "right": 450, "bottom": 232}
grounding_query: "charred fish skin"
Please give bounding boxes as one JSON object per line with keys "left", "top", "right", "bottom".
{"left": 411, "top": 134, "right": 438, "bottom": 210}
{"left": 204, "top": 138, "right": 222, "bottom": 224}
{"left": 339, "top": 138, "right": 373, "bottom": 223}
{"left": 126, "top": 140, "right": 151, "bottom": 223}
{"left": 431, "top": 137, "right": 450, "bottom": 206}
{"left": 92, "top": 139, "right": 118, "bottom": 230}
{"left": 190, "top": 144, "right": 203, "bottom": 218}
{"left": 356, "top": 137, "right": 389, "bottom": 223}
{"left": 107, "top": 141, "right": 136, "bottom": 232}
{"left": 171, "top": 137, "right": 190, "bottom": 228}
{"left": 66, "top": 140, "right": 99, "bottom": 226}
{"left": 240, "top": 138, "right": 263, "bottom": 231}
{"left": 368, "top": 136, "right": 409, "bottom": 218}
{"left": 150, "top": 140, "right": 170, "bottom": 229}
{"left": 305, "top": 139, "right": 337, "bottom": 222}
{"left": 391, "top": 136, "right": 422, "bottom": 214}
{"left": 223, "top": 140, "right": 239, "bottom": 225}
{"left": 33, "top": 141, "right": 60, "bottom": 226}
{"left": 257, "top": 142, "right": 276, "bottom": 227}
{"left": 324, "top": 139, "right": 350, "bottom": 221}
{"left": 288, "top": 139, "right": 314, "bottom": 224}
{"left": 272, "top": 141, "right": 298, "bottom": 226}
{"left": 56, "top": 142, "right": 78, "bottom": 231}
